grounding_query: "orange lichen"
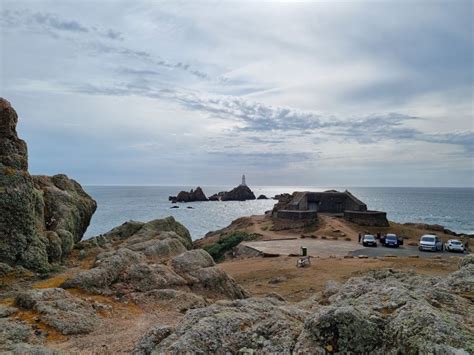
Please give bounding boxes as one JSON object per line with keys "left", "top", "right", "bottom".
{"left": 32, "top": 275, "right": 68, "bottom": 289}
{"left": 0, "top": 297, "right": 14, "bottom": 307}
{"left": 13, "top": 309, "right": 68, "bottom": 342}
{"left": 67, "top": 288, "right": 144, "bottom": 318}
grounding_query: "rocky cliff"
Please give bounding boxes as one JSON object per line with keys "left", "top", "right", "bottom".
{"left": 0, "top": 98, "right": 96, "bottom": 272}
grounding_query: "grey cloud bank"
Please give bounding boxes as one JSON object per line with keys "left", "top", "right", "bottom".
{"left": 0, "top": 0, "right": 472, "bottom": 187}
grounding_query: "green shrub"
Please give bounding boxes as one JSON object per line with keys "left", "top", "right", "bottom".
{"left": 203, "top": 232, "right": 258, "bottom": 262}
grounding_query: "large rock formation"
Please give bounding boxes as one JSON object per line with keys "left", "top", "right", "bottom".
{"left": 62, "top": 217, "right": 248, "bottom": 302}
{"left": 221, "top": 185, "right": 256, "bottom": 201}
{"left": 170, "top": 186, "right": 208, "bottom": 203}
{"left": 137, "top": 256, "right": 474, "bottom": 354}
{"left": 0, "top": 98, "right": 96, "bottom": 271}
{"left": 0, "top": 99, "right": 28, "bottom": 170}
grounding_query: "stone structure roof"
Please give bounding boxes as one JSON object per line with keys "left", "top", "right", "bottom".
{"left": 281, "top": 190, "right": 367, "bottom": 213}
{"left": 272, "top": 189, "right": 389, "bottom": 227}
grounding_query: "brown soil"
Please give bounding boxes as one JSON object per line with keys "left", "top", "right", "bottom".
{"left": 220, "top": 256, "right": 459, "bottom": 302}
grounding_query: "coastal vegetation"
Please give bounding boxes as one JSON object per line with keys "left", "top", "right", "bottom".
{"left": 202, "top": 231, "right": 259, "bottom": 262}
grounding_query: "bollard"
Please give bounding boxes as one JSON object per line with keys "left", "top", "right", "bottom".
{"left": 301, "top": 247, "right": 307, "bottom": 257}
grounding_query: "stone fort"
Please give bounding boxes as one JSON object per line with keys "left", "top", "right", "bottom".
{"left": 272, "top": 190, "right": 389, "bottom": 227}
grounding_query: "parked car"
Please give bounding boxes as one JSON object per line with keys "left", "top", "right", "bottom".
{"left": 418, "top": 235, "right": 443, "bottom": 252}
{"left": 445, "top": 239, "right": 465, "bottom": 253}
{"left": 362, "top": 234, "right": 377, "bottom": 247}
{"left": 384, "top": 234, "right": 400, "bottom": 248}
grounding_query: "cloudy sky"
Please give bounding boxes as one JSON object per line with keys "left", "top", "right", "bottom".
{"left": 1, "top": 0, "right": 472, "bottom": 187}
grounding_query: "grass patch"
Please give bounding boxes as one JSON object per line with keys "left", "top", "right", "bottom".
{"left": 203, "top": 232, "right": 259, "bottom": 262}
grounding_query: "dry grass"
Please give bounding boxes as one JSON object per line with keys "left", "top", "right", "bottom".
{"left": 32, "top": 275, "right": 68, "bottom": 289}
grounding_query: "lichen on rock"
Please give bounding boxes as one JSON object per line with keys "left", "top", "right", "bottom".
{"left": 15, "top": 288, "right": 99, "bottom": 335}
{"left": 0, "top": 98, "right": 96, "bottom": 271}
{"left": 143, "top": 261, "right": 474, "bottom": 354}
{"left": 62, "top": 217, "right": 248, "bottom": 304}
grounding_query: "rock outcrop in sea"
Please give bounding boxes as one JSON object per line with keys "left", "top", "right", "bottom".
{"left": 221, "top": 184, "right": 256, "bottom": 201}
{"left": 208, "top": 191, "right": 226, "bottom": 201}
{"left": 172, "top": 184, "right": 257, "bottom": 202}
{"left": 0, "top": 98, "right": 96, "bottom": 272}
{"left": 135, "top": 255, "right": 474, "bottom": 354}
{"left": 170, "top": 186, "right": 208, "bottom": 203}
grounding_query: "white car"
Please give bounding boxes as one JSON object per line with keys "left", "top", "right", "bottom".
{"left": 362, "top": 234, "right": 377, "bottom": 247}
{"left": 445, "top": 239, "right": 465, "bottom": 253}
{"left": 418, "top": 234, "right": 443, "bottom": 252}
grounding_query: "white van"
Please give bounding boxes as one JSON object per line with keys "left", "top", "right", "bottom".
{"left": 418, "top": 234, "right": 443, "bottom": 252}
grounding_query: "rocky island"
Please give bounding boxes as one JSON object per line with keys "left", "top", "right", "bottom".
{"left": 208, "top": 176, "right": 257, "bottom": 201}
{"left": 169, "top": 186, "right": 208, "bottom": 203}
{"left": 171, "top": 176, "right": 257, "bottom": 203}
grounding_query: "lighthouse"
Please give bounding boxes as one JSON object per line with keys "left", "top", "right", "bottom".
{"left": 241, "top": 174, "right": 247, "bottom": 186}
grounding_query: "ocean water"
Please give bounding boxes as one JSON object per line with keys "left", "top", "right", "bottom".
{"left": 83, "top": 186, "right": 474, "bottom": 240}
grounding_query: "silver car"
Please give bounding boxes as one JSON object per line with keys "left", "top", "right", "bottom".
{"left": 418, "top": 235, "right": 443, "bottom": 252}
{"left": 445, "top": 239, "right": 465, "bottom": 253}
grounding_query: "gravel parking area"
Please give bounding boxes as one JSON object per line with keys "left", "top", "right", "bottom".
{"left": 243, "top": 239, "right": 469, "bottom": 258}
{"left": 350, "top": 245, "right": 469, "bottom": 258}
{"left": 243, "top": 239, "right": 358, "bottom": 257}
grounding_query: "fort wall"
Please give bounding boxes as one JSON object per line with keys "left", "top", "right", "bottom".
{"left": 276, "top": 210, "right": 318, "bottom": 220}
{"left": 344, "top": 210, "right": 389, "bottom": 227}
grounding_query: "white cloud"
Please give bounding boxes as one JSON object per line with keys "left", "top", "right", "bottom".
{"left": 0, "top": 0, "right": 472, "bottom": 186}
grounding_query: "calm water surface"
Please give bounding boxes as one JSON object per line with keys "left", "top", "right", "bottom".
{"left": 83, "top": 186, "right": 474, "bottom": 240}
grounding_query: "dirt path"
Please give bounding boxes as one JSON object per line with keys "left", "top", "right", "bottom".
{"left": 0, "top": 250, "right": 184, "bottom": 354}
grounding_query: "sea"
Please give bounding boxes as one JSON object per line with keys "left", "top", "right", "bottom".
{"left": 83, "top": 186, "right": 474, "bottom": 240}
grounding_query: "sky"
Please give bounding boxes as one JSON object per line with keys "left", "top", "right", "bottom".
{"left": 0, "top": 0, "right": 473, "bottom": 187}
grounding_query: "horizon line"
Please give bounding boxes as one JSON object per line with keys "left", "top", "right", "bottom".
{"left": 82, "top": 184, "right": 474, "bottom": 189}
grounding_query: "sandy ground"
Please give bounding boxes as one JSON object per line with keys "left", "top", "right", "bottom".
{"left": 51, "top": 308, "right": 181, "bottom": 354}
{"left": 220, "top": 256, "right": 460, "bottom": 302}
